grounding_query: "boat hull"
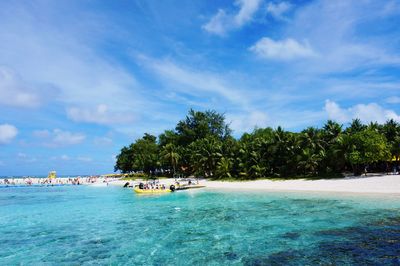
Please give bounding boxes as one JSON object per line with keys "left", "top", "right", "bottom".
{"left": 134, "top": 188, "right": 172, "bottom": 194}
{"left": 176, "top": 185, "right": 206, "bottom": 190}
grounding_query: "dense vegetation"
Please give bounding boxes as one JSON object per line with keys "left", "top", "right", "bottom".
{"left": 115, "top": 109, "right": 400, "bottom": 179}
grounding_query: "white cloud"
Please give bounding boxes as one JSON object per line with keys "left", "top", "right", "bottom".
{"left": 17, "top": 152, "right": 27, "bottom": 158}
{"left": 33, "top": 129, "right": 85, "bottom": 147}
{"left": 67, "top": 104, "right": 135, "bottom": 125}
{"left": 386, "top": 96, "right": 400, "bottom": 104}
{"left": 50, "top": 155, "right": 68, "bottom": 160}
{"left": 250, "top": 37, "right": 316, "bottom": 60}
{"left": 202, "top": 10, "right": 231, "bottom": 36}
{"left": 0, "top": 124, "right": 18, "bottom": 144}
{"left": 235, "top": 0, "right": 263, "bottom": 25}
{"left": 324, "top": 100, "right": 400, "bottom": 124}
{"left": 0, "top": 2, "right": 141, "bottom": 127}
{"left": 77, "top": 156, "right": 92, "bottom": 162}
{"left": 285, "top": 0, "right": 400, "bottom": 74}
{"left": 227, "top": 110, "right": 269, "bottom": 133}
{"left": 32, "top": 129, "right": 50, "bottom": 138}
{"left": 266, "top": 1, "right": 292, "bottom": 19}
{"left": 324, "top": 100, "right": 349, "bottom": 123}
{"left": 203, "top": 0, "right": 262, "bottom": 35}
{"left": 60, "top": 155, "right": 70, "bottom": 160}
{"left": 138, "top": 56, "right": 250, "bottom": 108}
{"left": 52, "top": 130, "right": 85, "bottom": 146}
{"left": 0, "top": 67, "right": 42, "bottom": 108}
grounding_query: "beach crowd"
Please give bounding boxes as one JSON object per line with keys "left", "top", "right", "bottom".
{"left": 0, "top": 176, "right": 115, "bottom": 186}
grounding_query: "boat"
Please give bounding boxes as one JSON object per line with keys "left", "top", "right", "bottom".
{"left": 175, "top": 184, "right": 206, "bottom": 190}
{"left": 134, "top": 187, "right": 172, "bottom": 194}
{"left": 174, "top": 178, "right": 205, "bottom": 190}
{"left": 133, "top": 182, "right": 176, "bottom": 194}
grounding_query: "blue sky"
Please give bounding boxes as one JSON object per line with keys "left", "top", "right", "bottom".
{"left": 1, "top": 0, "right": 400, "bottom": 176}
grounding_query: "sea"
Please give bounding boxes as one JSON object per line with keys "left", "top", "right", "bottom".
{"left": 0, "top": 185, "right": 399, "bottom": 265}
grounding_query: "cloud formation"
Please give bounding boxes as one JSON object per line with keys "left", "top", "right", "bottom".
{"left": 0, "top": 67, "right": 41, "bottom": 108}
{"left": 386, "top": 96, "right": 400, "bottom": 104}
{"left": 0, "top": 124, "right": 18, "bottom": 144}
{"left": 139, "top": 56, "right": 250, "bottom": 108}
{"left": 203, "top": 0, "right": 262, "bottom": 35}
{"left": 266, "top": 1, "right": 292, "bottom": 19}
{"left": 67, "top": 104, "right": 135, "bottom": 125}
{"left": 33, "top": 129, "right": 86, "bottom": 147}
{"left": 250, "top": 37, "right": 316, "bottom": 60}
{"left": 324, "top": 100, "right": 400, "bottom": 124}
{"left": 227, "top": 110, "right": 269, "bottom": 133}
{"left": 0, "top": 1, "right": 140, "bottom": 127}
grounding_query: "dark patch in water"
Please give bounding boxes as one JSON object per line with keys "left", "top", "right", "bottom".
{"left": 282, "top": 232, "right": 300, "bottom": 240}
{"left": 241, "top": 217, "right": 400, "bottom": 265}
{"left": 224, "top": 251, "right": 238, "bottom": 260}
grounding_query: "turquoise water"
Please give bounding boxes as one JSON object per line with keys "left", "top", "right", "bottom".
{"left": 0, "top": 186, "right": 400, "bottom": 265}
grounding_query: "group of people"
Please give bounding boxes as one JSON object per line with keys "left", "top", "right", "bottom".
{"left": 138, "top": 180, "right": 167, "bottom": 190}
{"left": 0, "top": 177, "right": 83, "bottom": 186}
{"left": 1, "top": 178, "right": 17, "bottom": 185}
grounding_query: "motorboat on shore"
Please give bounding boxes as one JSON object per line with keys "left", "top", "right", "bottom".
{"left": 133, "top": 187, "right": 172, "bottom": 194}
{"left": 175, "top": 184, "right": 206, "bottom": 190}
{"left": 133, "top": 182, "right": 175, "bottom": 194}
{"left": 174, "top": 178, "right": 205, "bottom": 190}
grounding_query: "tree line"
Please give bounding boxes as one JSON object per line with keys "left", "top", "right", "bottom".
{"left": 115, "top": 109, "right": 400, "bottom": 179}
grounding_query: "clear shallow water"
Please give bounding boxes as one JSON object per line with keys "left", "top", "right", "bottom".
{"left": 0, "top": 186, "right": 400, "bottom": 265}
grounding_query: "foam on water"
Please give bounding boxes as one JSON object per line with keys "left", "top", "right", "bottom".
{"left": 0, "top": 186, "right": 399, "bottom": 265}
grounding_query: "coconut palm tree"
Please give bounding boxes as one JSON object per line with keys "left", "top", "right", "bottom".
{"left": 216, "top": 157, "right": 233, "bottom": 179}
{"left": 189, "top": 136, "right": 222, "bottom": 177}
{"left": 345, "top": 119, "right": 365, "bottom": 134}
{"left": 161, "top": 143, "right": 180, "bottom": 177}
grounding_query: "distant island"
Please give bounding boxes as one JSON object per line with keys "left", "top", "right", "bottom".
{"left": 115, "top": 109, "right": 400, "bottom": 180}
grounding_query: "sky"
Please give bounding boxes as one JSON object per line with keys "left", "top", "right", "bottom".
{"left": 0, "top": 0, "right": 400, "bottom": 176}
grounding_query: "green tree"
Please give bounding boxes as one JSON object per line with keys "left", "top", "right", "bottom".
{"left": 114, "top": 146, "right": 135, "bottom": 173}
{"left": 216, "top": 157, "right": 233, "bottom": 179}
{"left": 189, "top": 136, "right": 222, "bottom": 177}
{"left": 160, "top": 143, "right": 180, "bottom": 177}
{"left": 175, "top": 109, "right": 231, "bottom": 146}
{"left": 381, "top": 119, "right": 400, "bottom": 170}
{"left": 116, "top": 109, "right": 397, "bottom": 180}
{"left": 158, "top": 130, "right": 178, "bottom": 147}
{"left": 114, "top": 134, "right": 159, "bottom": 175}
{"left": 348, "top": 129, "right": 391, "bottom": 175}
{"left": 345, "top": 119, "right": 366, "bottom": 134}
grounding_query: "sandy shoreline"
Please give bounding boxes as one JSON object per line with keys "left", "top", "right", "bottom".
{"left": 203, "top": 175, "right": 400, "bottom": 195}
{"left": 2, "top": 175, "right": 400, "bottom": 195}
{"left": 114, "top": 175, "right": 400, "bottom": 195}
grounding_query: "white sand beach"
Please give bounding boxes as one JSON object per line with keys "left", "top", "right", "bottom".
{"left": 3, "top": 174, "right": 400, "bottom": 195}
{"left": 203, "top": 175, "right": 400, "bottom": 195}
{"left": 115, "top": 175, "right": 400, "bottom": 195}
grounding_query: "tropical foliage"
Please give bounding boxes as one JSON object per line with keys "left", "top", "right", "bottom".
{"left": 115, "top": 109, "right": 399, "bottom": 178}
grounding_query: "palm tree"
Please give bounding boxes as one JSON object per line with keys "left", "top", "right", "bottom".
{"left": 382, "top": 120, "right": 400, "bottom": 171}
{"left": 297, "top": 148, "right": 323, "bottom": 175}
{"left": 189, "top": 137, "right": 222, "bottom": 177}
{"left": 346, "top": 119, "right": 365, "bottom": 134}
{"left": 300, "top": 127, "right": 323, "bottom": 151}
{"left": 161, "top": 143, "right": 180, "bottom": 177}
{"left": 216, "top": 157, "right": 233, "bottom": 178}
{"left": 323, "top": 120, "right": 342, "bottom": 143}
{"left": 270, "top": 127, "right": 300, "bottom": 177}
